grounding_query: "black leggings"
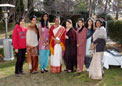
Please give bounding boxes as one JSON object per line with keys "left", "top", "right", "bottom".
{"left": 15, "top": 48, "right": 26, "bottom": 74}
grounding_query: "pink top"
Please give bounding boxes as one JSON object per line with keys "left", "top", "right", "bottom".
{"left": 38, "top": 23, "right": 49, "bottom": 50}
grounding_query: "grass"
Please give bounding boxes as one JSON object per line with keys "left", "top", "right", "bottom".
{"left": 0, "top": 22, "right": 122, "bottom": 86}
{"left": 0, "top": 57, "right": 122, "bottom": 86}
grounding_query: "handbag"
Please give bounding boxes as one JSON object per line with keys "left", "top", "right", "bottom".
{"left": 88, "top": 49, "right": 95, "bottom": 57}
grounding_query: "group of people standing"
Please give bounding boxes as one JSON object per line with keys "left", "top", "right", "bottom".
{"left": 12, "top": 13, "right": 107, "bottom": 80}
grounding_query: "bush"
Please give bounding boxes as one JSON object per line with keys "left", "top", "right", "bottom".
{"left": 107, "top": 20, "right": 122, "bottom": 44}
{"left": 0, "top": 48, "right": 3, "bottom": 56}
{"left": 97, "top": 13, "right": 113, "bottom": 21}
{"left": 0, "top": 22, "right": 14, "bottom": 31}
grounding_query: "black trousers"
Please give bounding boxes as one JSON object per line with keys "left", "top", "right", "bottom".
{"left": 84, "top": 56, "right": 92, "bottom": 68}
{"left": 15, "top": 48, "right": 26, "bottom": 74}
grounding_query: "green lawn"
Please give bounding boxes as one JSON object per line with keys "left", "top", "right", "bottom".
{"left": 0, "top": 22, "right": 122, "bottom": 86}
{"left": 0, "top": 57, "right": 122, "bottom": 86}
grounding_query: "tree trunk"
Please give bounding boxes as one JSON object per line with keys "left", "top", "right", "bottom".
{"left": 116, "top": 10, "right": 119, "bottom": 20}
{"left": 15, "top": 0, "right": 24, "bottom": 22}
{"left": 28, "top": 0, "right": 34, "bottom": 17}
{"left": 104, "top": 0, "right": 108, "bottom": 20}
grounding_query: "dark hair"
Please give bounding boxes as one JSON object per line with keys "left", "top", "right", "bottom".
{"left": 40, "top": 13, "right": 49, "bottom": 28}
{"left": 30, "top": 15, "right": 37, "bottom": 21}
{"left": 85, "top": 18, "right": 94, "bottom": 31}
{"left": 95, "top": 19, "right": 102, "bottom": 27}
{"left": 66, "top": 19, "right": 73, "bottom": 28}
{"left": 54, "top": 16, "right": 60, "bottom": 21}
{"left": 77, "top": 18, "right": 84, "bottom": 32}
{"left": 78, "top": 18, "right": 84, "bottom": 22}
{"left": 66, "top": 19, "right": 72, "bottom": 24}
{"left": 16, "top": 17, "right": 24, "bottom": 25}
{"left": 77, "top": 18, "right": 84, "bottom": 27}
{"left": 30, "top": 15, "right": 40, "bottom": 41}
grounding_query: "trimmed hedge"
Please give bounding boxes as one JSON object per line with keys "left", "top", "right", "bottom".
{"left": 97, "top": 13, "right": 113, "bottom": 21}
{"left": 107, "top": 20, "right": 122, "bottom": 44}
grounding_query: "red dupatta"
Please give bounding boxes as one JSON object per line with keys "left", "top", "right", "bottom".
{"left": 49, "top": 25, "right": 66, "bottom": 55}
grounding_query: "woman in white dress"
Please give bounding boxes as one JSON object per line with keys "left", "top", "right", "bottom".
{"left": 89, "top": 19, "right": 107, "bottom": 80}
{"left": 26, "top": 16, "right": 39, "bottom": 74}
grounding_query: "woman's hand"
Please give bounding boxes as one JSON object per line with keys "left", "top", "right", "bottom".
{"left": 45, "top": 42, "right": 49, "bottom": 46}
{"left": 65, "top": 35, "right": 69, "bottom": 39}
{"left": 55, "top": 40, "right": 61, "bottom": 44}
{"left": 90, "top": 43, "right": 95, "bottom": 49}
{"left": 15, "top": 49, "right": 18, "bottom": 53}
{"left": 77, "top": 44, "right": 79, "bottom": 47}
{"left": 43, "top": 42, "right": 46, "bottom": 46}
{"left": 26, "top": 48, "right": 30, "bottom": 52}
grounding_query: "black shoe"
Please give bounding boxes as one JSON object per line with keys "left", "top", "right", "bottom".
{"left": 44, "top": 69, "right": 48, "bottom": 72}
{"left": 20, "top": 71, "right": 26, "bottom": 75}
{"left": 64, "top": 69, "right": 67, "bottom": 72}
{"left": 41, "top": 71, "right": 44, "bottom": 73}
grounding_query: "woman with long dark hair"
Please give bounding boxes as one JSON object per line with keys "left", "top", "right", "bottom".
{"left": 64, "top": 19, "right": 77, "bottom": 73}
{"left": 26, "top": 15, "right": 39, "bottom": 74}
{"left": 76, "top": 18, "right": 87, "bottom": 73}
{"left": 89, "top": 19, "right": 107, "bottom": 80}
{"left": 85, "top": 18, "right": 95, "bottom": 71}
{"left": 12, "top": 17, "right": 27, "bottom": 77}
{"left": 38, "top": 13, "right": 50, "bottom": 73}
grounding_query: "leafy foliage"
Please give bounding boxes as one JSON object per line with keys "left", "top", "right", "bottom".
{"left": 108, "top": 20, "right": 122, "bottom": 44}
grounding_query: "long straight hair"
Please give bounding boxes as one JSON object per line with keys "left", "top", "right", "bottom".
{"left": 40, "top": 13, "right": 49, "bottom": 28}
{"left": 30, "top": 15, "right": 39, "bottom": 41}
{"left": 85, "top": 18, "right": 94, "bottom": 31}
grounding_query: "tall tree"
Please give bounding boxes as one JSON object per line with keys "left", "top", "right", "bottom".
{"left": 15, "top": 0, "right": 24, "bottom": 21}
{"left": 112, "top": 0, "right": 122, "bottom": 20}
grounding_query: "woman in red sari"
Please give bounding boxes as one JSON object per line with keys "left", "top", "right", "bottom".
{"left": 76, "top": 18, "right": 87, "bottom": 73}
{"left": 49, "top": 17, "right": 66, "bottom": 73}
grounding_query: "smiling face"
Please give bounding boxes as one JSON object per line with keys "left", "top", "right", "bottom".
{"left": 78, "top": 20, "right": 83, "bottom": 27}
{"left": 20, "top": 19, "right": 25, "bottom": 26}
{"left": 66, "top": 21, "right": 71, "bottom": 29}
{"left": 88, "top": 19, "right": 93, "bottom": 26}
{"left": 31, "top": 18, "right": 37, "bottom": 25}
{"left": 96, "top": 21, "right": 101, "bottom": 28}
{"left": 55, "top": 18, "right": 60, "bottom": 25}
{"left": 43, "top": 14, "right": 48, "bottom": 21}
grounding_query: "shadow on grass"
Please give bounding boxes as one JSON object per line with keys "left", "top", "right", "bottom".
{"left": 0, "top": 60, "right": 122, "bottom": 86}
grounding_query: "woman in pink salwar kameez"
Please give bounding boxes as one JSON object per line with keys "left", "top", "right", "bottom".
{"left": 76, "top": 18, "right": 87, "bottom": 72}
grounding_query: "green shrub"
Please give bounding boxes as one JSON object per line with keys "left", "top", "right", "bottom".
{"left": 107, "top": 20, "right": 122, "bottom": 44}
{"left": 97, "top": 13, "right": 113, "bottom": 21}
{"left": 0, "top": 48, "right": 3, "bottom": 55}
{"left": 0, "top": 22, "right": 14, "bottom": 34}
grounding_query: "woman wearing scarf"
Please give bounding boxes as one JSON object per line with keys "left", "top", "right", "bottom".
{"left": 49, "top": 17, "right": 66, "bottom": 73}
